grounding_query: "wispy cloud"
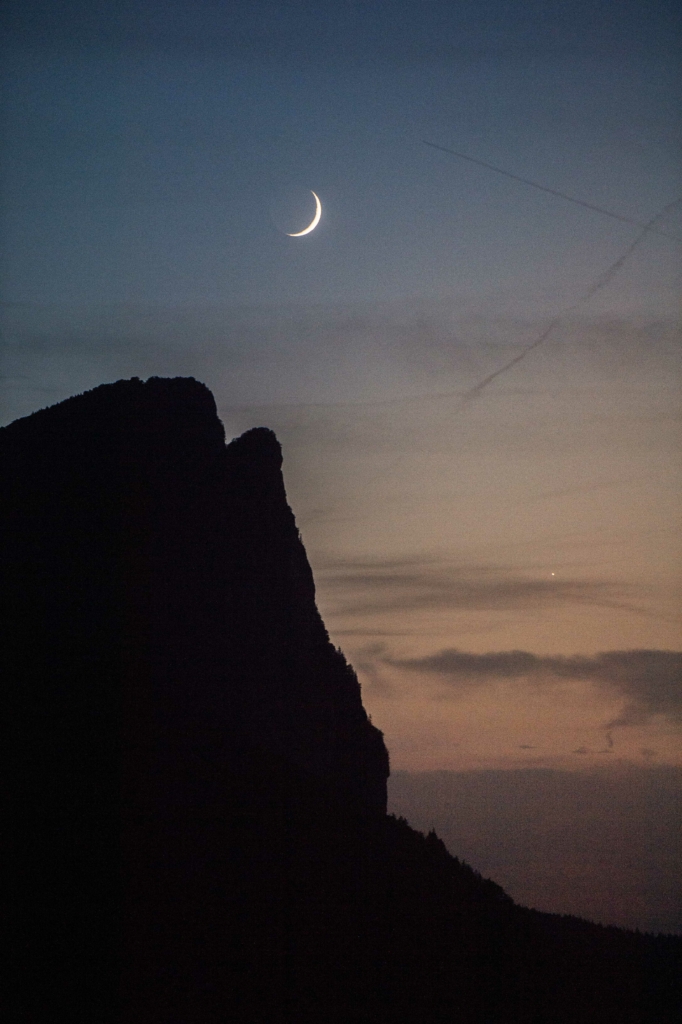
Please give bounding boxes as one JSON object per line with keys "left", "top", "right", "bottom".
{"left": 388, "top": 647, "right": 682, "bottom": 728}
{"left": 319, "top": 558, "right": 661, "bottom": 619}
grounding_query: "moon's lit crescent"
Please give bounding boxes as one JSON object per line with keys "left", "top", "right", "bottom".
{"left": 286, "top": 191, "right": 322, "bottom": 236}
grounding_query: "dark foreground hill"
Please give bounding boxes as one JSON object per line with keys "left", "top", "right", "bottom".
{"left": 3, "top": 377, "right": 679, "bottom": 1023}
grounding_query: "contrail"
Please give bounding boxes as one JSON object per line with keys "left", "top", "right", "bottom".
{"left": 362, "top": 192, "right": 682, "bottom": 487}
{"left": 458, "top": 194, "right": 682, "bottom": 406}
{"left": 423, "top": 140, "right": 681, "bottom": 243}
{"left": 221, "top": 195, "right": 680, "bottom": 421}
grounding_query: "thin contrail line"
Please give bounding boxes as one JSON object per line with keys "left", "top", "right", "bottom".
{"left": 222, "top": 196, "right": 680, "bottom": 419}
{"left": 364, "top": 193, "right": 682, "bottom": 486}
{"left": 458, "top": 194, "right": 682, "bottom": 406}
{"left": 423, "top": 141, "right": 681, "bottom": 243}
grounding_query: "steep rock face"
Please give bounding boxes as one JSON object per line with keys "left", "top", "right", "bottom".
{"left": 3, "top": 376, "right": 389, "bottom": 1019}
{"left": 2, "top": 375, "right": 388, "bottom": 820}
{"left": 5, "top": 377, "right": 678, "bottom": 1024}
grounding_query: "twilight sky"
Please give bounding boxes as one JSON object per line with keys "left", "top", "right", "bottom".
{"left": 2, "top": 1, "right": 680, "bottom": 932}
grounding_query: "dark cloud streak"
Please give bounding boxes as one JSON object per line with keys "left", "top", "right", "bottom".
{"left": 320, "top": 559, "right": 664, "bottom": 620}
{"left": 389, "top": 648, "right": 682, "bottom": 727}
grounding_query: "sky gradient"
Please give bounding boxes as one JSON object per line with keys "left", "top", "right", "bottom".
{"left": 2, "top": 1, "right": 680, "bottom": 931}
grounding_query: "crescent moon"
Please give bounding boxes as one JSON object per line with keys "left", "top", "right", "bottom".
{"left": 286, "top": 191, "right": 322, "bottom": 237}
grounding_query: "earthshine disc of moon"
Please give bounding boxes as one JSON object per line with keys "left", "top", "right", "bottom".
{"left": 287, "top": 191, "right": 322, "bottom": 236}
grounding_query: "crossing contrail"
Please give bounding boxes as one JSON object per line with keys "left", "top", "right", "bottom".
{"left": 423, "top": 140, "right": 681, "bottom": 243}
{"left": 220, "top": 194, "right": 681, "bottom": 419}
{"left": 458, "top": 193, "right": 682, "bottom": 406}
{"left": 366, "top": 191, "right": 682, "bottom": 484}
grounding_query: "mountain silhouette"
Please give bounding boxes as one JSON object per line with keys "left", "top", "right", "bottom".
{"left": 3, "top": 376, "right": 679, "bottom": 1023}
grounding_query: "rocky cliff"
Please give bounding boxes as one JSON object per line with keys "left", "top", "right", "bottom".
{"left": 4, "top": 377, "right": 678, "bottom": 1024}
{"left": 2, "top": 376, "right": 388, "bottom": 821}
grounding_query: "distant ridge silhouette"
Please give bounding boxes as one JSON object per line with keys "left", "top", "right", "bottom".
{"left": 3, "top": 377, "right": 679, "bottom": 1023}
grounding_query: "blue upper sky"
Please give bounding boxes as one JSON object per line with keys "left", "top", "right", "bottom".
{"left": 2, "top": 1, "right": 679, "bottom": 312}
